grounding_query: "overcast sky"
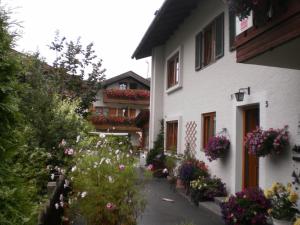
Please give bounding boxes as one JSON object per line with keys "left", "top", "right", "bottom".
{"left": 2, "top": 0, "right": 164, "bottom": 78}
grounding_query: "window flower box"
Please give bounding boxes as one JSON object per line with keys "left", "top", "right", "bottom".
{"left": 104, "top": 89, "right": 150, "bottom": 100}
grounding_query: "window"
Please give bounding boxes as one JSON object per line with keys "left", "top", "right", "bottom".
{"left": 166, "top": 121, "right": 178, "bottom": 151}
{"left": 202, "top": 112, "right": 216, "bottom": 149}
{"left": 129, "top": 83, "right": 138, "bottom": 89}
{"left": 129, "top": 109, "right": 136, "bottom": 118}
{"left": 229, "top": 10, "right": 236, "bottom": 51}
{"left": 95, "top": 107, "right": 103, "bottom": 115}
{"left": 195, "top": 13, "right": 224, "bottom": 70}
{"left": 119, "top": 82, "right": 127, "bottom": 90}
{"left": 167, "top": 52, "right": 179, "bottom": 89}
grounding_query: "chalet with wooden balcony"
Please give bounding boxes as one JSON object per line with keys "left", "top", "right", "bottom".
{"left": 91, "top": 71, "right": 150, "bottom": 149}
{"left": 133, "top": 0, "right": 300, "bottom": 195}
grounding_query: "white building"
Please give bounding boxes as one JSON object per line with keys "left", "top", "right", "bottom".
{"left": 133, "top": 0, "right": 300, "bottom": 194}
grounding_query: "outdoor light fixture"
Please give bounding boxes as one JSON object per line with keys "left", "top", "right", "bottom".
{"left": 234, "top": 87, "right": 250, "bottom": 102}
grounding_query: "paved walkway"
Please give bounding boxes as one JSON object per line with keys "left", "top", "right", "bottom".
{"left": 137, "top": 176, "right": 224, "bottom": 225}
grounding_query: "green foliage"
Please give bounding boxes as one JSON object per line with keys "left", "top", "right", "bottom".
{"left": 146, "top": 119, "right": 164, "bottom": 165}
{"left": 49, "top": 32, "right": 106, "bottom": 116}
{"left": 70, "top": 136, "right": 145, "bottom": 225}
{"left": 0, "top": 6, "right": 36, "bottom": 225}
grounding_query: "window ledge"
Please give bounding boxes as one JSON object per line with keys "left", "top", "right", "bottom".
{"left": 166, "top": 84, "right": 182, "bottom": 95}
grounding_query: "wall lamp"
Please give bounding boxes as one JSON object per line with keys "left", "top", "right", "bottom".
{"left": 234, "top": 87, "right": 250, "bottom": 102}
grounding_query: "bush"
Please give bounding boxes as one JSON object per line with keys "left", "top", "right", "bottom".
{"left": 220, "top": 188, "right": 271, "bottom": 225}
{"left": 69, "top": 135, "right": 145, "bottom": 225}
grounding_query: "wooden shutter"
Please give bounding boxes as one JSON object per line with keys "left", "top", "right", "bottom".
{"left": 229, "top": 10, "right": 236, "bottom": 51}
{"left": 129, "top": 109, "right": 136, "bottom": 118}
{"left": 215, "top": 12, "right": 224, "bottom": 59}
{"left": 195, "top": 32, "right": 202, "bottom": 70}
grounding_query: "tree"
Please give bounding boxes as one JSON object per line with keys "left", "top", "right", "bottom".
{"left": 49, "top": 32, "right": 106, "bottom": 116}
{"left": 0, "top": 6, "right": 36, "bottom": 225}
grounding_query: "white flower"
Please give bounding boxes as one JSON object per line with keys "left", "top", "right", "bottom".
{"left": 99, "top": 133, "right": 105, "bottom": 138}
{"left": 60, "top": 201, "right": 64, "bottom": 207}
{"left": 96, "top": 141, "right": 101, "bottom": 148}
{"left": 115, "top": 150, "right": 120, "bottom": 155}
{"left": 129, "top": 150, "right": 133, "bottom": 154}
{"left": 100, "top": 158, "right": 105, "bottom": 165}
{"left": 65, "top": 179, "right": 70, "bottom": 186}
{"left": 55, "top": 203, "right": 59, "bottom": 209}
{"left": 116, "top": 155, "right": 120, "bottom": 161}
{"left": 71, "top": 166, "right": 77, "bottom": 172}
{"left": 119, "top": 142, "right": 123, "bottom": 145}
{"left": 76, "top": 135, "right": 80, "bottom": 143}
{"left": 81, "top": 192, "right": 87, "bottom": 198}
{"left": 60, "top": 194, "right": 64, "bottom": 201}
{"left": 163, "top": 168, "right": 168, "bottom": 174}
{"left": 126, "top": 154, "right": 130, "bottom": 158}
{"left": 60, "top": 139, "right": 66, "bottom": 147}
{"left": 108, "top": 176, "right": 114, "bottom": 183}
{"left": 105, "top": 158, "right": 111, "bottom": 164}
{"left": 51, "top": 173, "right": 55, "bottom": 180}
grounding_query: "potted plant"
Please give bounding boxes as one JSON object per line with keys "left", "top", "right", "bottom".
{"left": 204, "top": 135, "right": 230, "bottom": 161}
{"left": 190, "top": 176, "right": 227, "bottom": 205}
{"left": 178, "top": 159, "right": 209, "bottom": 194}
{"left": 245, "top": 126, "right": 289, "bottom": 157}
{"left": 264, "top": 182, "right": 299, "bottom": 225}
{"left": 220, "top": 188, "right": 271, "bottom": 225}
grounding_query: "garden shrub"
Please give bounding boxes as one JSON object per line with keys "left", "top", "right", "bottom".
{"left": 69, "top": 135, "right": 145, "bottom": 225}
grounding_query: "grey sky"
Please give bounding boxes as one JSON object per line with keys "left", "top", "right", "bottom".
{"left": 2, "top": 0, "right": 164, "bottom": 78}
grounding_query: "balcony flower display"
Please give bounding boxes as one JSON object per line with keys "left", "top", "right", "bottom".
{"left": 105, "top": 89, "right": 150, "bottom": 100}
{"left": 91, "top": 115, "right": 135, "bottom": 126}
{"left": 264, "top": 182, "right": 299, "bottom": 224}
{"left": 245, "top": 126, "right": 289, "bottom": 157}
{"left": 220, "top": 188, "right": 271, "bottom": 225}
{"left": 228, "top": 0, "right": 290, "bottom": 24}
{"left": 204, "top": 135, "right": 230, "bottom": 161}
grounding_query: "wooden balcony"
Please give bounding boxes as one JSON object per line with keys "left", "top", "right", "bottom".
{"left": 103, "top": 89, "right": 150, "bottom": 105}
{"left": 90, "top": 115, "right": 141, "bottom": 132}
{"left": 235, "top": 0, "right": 300, "bottom": 68}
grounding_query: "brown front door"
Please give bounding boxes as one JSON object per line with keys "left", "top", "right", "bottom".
{"left": 243, "top": 107, "right": 259, "bottom": 189}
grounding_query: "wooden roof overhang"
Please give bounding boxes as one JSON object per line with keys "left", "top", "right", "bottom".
{"left": 132, "top": 0, "right": 200, "bottom": 60}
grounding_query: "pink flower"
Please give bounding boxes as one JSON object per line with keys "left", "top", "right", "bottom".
{"left": 147, "top": 164, "right": 154, "bottom": 171}
{"left": 119, "top": 164, "right": 125, "bottom": 170}
{"left": 106, "top": 202, "right": 116, "bottom": 210}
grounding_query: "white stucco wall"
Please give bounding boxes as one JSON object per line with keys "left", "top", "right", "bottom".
{"left": 150, "top": 0, "right": 300, "bottom": 194}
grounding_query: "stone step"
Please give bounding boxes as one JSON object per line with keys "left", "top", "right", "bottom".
{"left": 198, "top": 201, "right": 222, "bottom": 217}
{"left": 214, "top": 196, "right": 227, "bottom": 205}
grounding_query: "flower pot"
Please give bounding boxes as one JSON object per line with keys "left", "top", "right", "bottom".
{"left": 176, "top": 179, "right": 184, "bottom": 189}
{"left": 272, "top": 218, "right": 293, "bottom": 225}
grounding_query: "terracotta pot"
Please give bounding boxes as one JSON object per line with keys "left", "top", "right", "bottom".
{"left": 176, "top": 179, "right": 185, "bottom": 189}
{"left": 272, "top": 218, "right": 293, "bottom": 225}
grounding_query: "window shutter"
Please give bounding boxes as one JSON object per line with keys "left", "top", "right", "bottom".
{"left": 215, "top": 13, "right": 224, "bottom": 59}
{"left": 195, "top": 32, "right": 202, "bottom": 70}
{"left": 229, "top": 10, "right": 236, "bottom": 51}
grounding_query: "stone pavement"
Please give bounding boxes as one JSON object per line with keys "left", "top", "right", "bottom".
{"left": 137, "top": 176, "right": 224, "bottom": 225}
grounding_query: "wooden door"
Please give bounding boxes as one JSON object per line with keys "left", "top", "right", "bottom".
{"left": 243, "top": 107, "right": 259, "bottom": 189}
